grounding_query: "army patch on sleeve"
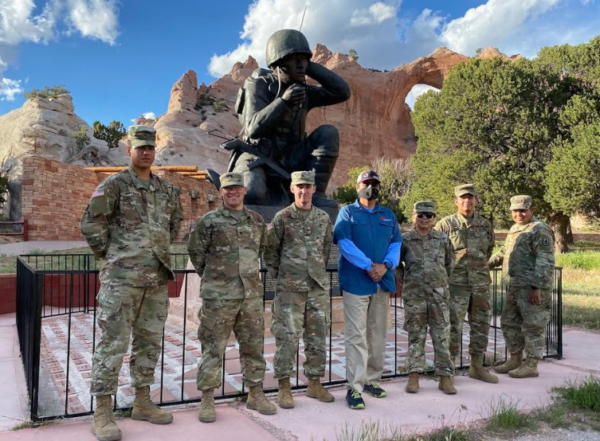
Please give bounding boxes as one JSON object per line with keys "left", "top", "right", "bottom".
{"left": 91, "top": 189, "right": 104, "bottom": 198}
{"left": 542, "top": 237, "right": 550, "bottom": 247}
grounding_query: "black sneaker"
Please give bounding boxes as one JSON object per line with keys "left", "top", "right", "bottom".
{"left": 364, "top": 382, "right": 387, "bottom": 398}
{"left": 346, "top": 388, "right": 365, "bottom": 410}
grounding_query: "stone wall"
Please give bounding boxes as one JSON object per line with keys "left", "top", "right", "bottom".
{"left": 21, "top": 156, "right": 218, "bottom": 241}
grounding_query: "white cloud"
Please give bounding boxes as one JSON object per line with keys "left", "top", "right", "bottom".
{"left": 208, "top": 0, "right": 405, "bottom": 76}
{"left": 0, "top": 0, "right": 57, "bottom": 45}
{"left": 439, "top": 0, "right": 562, "bottom": 55}
{"left": 142, "top": 112, "right": 156, "bottom": 120}
{"left": 405, "top": 84, "right": 438, "bottom": 109}
{"left": 350, "top": 2, "right": 397, "bottom": 26}
{"left": 0, "top": 76, "right": 23, "bottom": 101}
{"left": 65, "top": 0, "right": 119, "bottom": 45}
{"left": 209, "top": 0, "right": 600, "bottom": 79}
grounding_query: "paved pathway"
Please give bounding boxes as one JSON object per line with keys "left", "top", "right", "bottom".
{"left": 0, "top": 312, "right": 597, "bottom": 440}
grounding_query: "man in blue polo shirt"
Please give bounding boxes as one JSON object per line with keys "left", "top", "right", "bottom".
{"left": 333, "top": 170, "right": 402, "bottom": 410}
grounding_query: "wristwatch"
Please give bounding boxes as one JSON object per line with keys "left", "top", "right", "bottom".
{"left": 384, "top": 261, "right": 392, "bottom": 270}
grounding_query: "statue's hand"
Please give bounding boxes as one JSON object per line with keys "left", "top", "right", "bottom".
{"left": 281, "top": 83, "right": 306, "bottom": 106}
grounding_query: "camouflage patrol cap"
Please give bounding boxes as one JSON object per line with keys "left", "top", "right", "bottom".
{"left": 291, "top": 170, "right": 315, "bottom": 185}
{"left": 455, "top": 184, "right": 477, "bottom": 197}
{"left": 414, "top": 200, "right": 437, "bottom": 214}
{"left": 220, "top": 172, "right": 245, "bottom": 188}
{"left": 510, "top": 195, "right": 532, "bottom": 210}
{"left": 128, "top": 125, "right": 156, "bottom": 148}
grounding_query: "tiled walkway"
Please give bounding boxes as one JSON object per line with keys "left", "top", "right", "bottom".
{"left": 38, "top": 307, "right": 505, "bottom": 418}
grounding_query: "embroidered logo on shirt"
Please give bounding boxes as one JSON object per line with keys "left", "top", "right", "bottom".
{"left": 91, "top": 189, "right": 104, "bottom": 198}
{"left": 380, "top": 216, "right": 391, "bottom": 222}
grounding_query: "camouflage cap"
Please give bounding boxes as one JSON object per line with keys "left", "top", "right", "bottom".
{"left": 220, "top": 172, "right": 245, "bottom": 188}
{"left": 356, "top": 169, "right": 380, "bottom": 184}
{"left": 291, "top": 170, "right": 315, "bottom": 186}
{"left": 510, "top": 195, "right": 532, "bottom": 210}
{"left": 128, "top": 125, "right": 156, "bottom": 148}
{"left": 414, "top": 200, "right": 437, "bottom": 214}
{"left": 455, "top": 184, "right": 477, "bottom": 197}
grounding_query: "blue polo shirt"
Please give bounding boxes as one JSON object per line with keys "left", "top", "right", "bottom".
{"left": 333, "top": 201, "right": 402, "bottom": 295}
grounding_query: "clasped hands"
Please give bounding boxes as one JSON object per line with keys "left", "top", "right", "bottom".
{"left": 367, "top": 262, "right": 387, "bottom": 282}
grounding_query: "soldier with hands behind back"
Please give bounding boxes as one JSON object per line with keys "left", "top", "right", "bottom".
{"left": 80, "top": 125, "right": 183, "bottom": 441}
{"left": 188, "top": 172, "right": 277, "bottom": 423}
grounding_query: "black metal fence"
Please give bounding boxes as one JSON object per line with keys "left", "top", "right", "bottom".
{"left": 16, "top": 254, "right": 562, "bottom": 421}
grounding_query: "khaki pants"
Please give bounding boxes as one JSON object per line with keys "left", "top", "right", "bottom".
{"left": 343, "top": 288, "right": 390, "bottom": 393}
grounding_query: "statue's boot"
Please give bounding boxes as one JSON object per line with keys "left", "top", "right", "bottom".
{"left": 311, "top": 155, "right": 339, "bottom": 208}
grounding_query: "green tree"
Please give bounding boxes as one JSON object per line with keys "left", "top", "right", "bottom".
{"left": 23, "top": 85, "right": 70, "bottom": 100}
{"left": 93, "top": 120, "right": 126, "bottom": 150}
{"left": 406, "top": 55, "right": 586, "bottom": 252}
{"left": 348, "top": 48, "right": 359, "bottom": 60}
{"left": 72, "top": 126, "right": 91, "bottom": 152}
{"left": 333, "top": 158, "right": 413, "bottom": 223}
{"left": 0, "top": 172, "right": 8, "bottom": 209}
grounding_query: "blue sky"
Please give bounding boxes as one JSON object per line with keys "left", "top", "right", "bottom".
{"left": 0, "top": 0, "right": 599, "bottom": 125}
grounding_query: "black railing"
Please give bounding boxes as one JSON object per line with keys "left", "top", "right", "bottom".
{"left": 16, "top": 254, "right": 562, "bottom": 421}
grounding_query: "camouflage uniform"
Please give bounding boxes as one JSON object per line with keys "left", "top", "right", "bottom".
{"left": 81, "top": 162, "right": 183, "bottom": 396}
{"left": 435, "top": 188, "right": 495, "bottom": 358}
{"left": 488, "top": 198, "right": 555, "bottom": 360}
{"left": 397, "top": 202, "right": 455, "bottom": 376}
{"left": 264, "top": 197, "right": 333, "bottom": 380}
{"left": 188, "top": 201, "right": 267, "bottom": 391}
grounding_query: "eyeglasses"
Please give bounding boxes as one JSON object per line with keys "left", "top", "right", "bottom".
{"left": 417, "top": 213, "right": 435, "bottom": 219}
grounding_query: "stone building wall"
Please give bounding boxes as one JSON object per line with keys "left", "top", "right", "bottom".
{"left": 21, "top": 156, "right": 218, "bottom": 241}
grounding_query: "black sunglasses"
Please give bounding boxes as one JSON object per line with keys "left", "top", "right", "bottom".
{"left": 417, "top": 213, "right": 435, "bottom": 219}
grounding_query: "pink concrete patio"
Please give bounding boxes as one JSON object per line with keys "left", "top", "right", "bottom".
{"left": 1, "top": 309, "right": 597, "bottom": 441}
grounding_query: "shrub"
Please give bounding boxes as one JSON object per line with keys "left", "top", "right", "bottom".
{"left": 24, "top": 85, "right": 70, "bottom": 100}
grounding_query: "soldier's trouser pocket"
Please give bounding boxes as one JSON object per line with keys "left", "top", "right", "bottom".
{"left": 196, "top": 299, "right": 241, "bottom": 391}
{"left": 91, "top": 284, "right": 134, "bottom": 396}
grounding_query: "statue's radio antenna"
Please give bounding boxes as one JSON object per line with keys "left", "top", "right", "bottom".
{"left": 299, "top": 4, "right": 307, "bottom": 31}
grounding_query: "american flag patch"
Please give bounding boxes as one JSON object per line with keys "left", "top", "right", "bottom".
{"left": 91, "top": 189, "right": 104, "bottom": 198}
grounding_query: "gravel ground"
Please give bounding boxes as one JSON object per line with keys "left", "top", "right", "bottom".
{"left": 0, "top": 240, "right": 88, "bottom": 255}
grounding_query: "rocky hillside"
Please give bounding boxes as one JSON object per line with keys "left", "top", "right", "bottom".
{"left": 0, "top": 45, "right": 517, "bottom": 219}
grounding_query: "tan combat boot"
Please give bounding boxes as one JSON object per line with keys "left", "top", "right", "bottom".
{"left": 405, "top": 373, "right": 419, "bottom": 394}
{"left": 494, "top": 351, "right": 523, "bottom": 374}
{"left": 91, "top": 395, "right": 122, "bottom": 441}
{"left": 438, "top": 376, "right": 457, "bottom": 395}
{"left": 469, "top": 354, "right": 499, "bottom": 384}
{"left": 508, "top": 358, "right": 539, "bottom": 378}
{"left": 277, "top": 378, "right": 295, "bottom": 409}
{"left": 246, "top": 384, "right": 277, "bottom": 415}
{"left": 131, "top": 386, "right": 173, "bottom": 424}
{"left": 306, "top": 379, "right": 335, "bottom": 403}
{"left": 198, "top": 389, "right": 217, "bottom": 423}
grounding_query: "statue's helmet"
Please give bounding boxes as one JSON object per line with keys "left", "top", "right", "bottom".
{"left": 266, "top": 29, "right": 312, "bottom": 68}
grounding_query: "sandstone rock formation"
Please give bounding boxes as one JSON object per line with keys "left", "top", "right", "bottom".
{"left": 0, "top": 95, "right": 128, "bottom": 218}
{"left": 0, "top": 45, "right": 517, "bottom": 220}
{"left": 154, "top": 45, "right": 470, "bottom": 187}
